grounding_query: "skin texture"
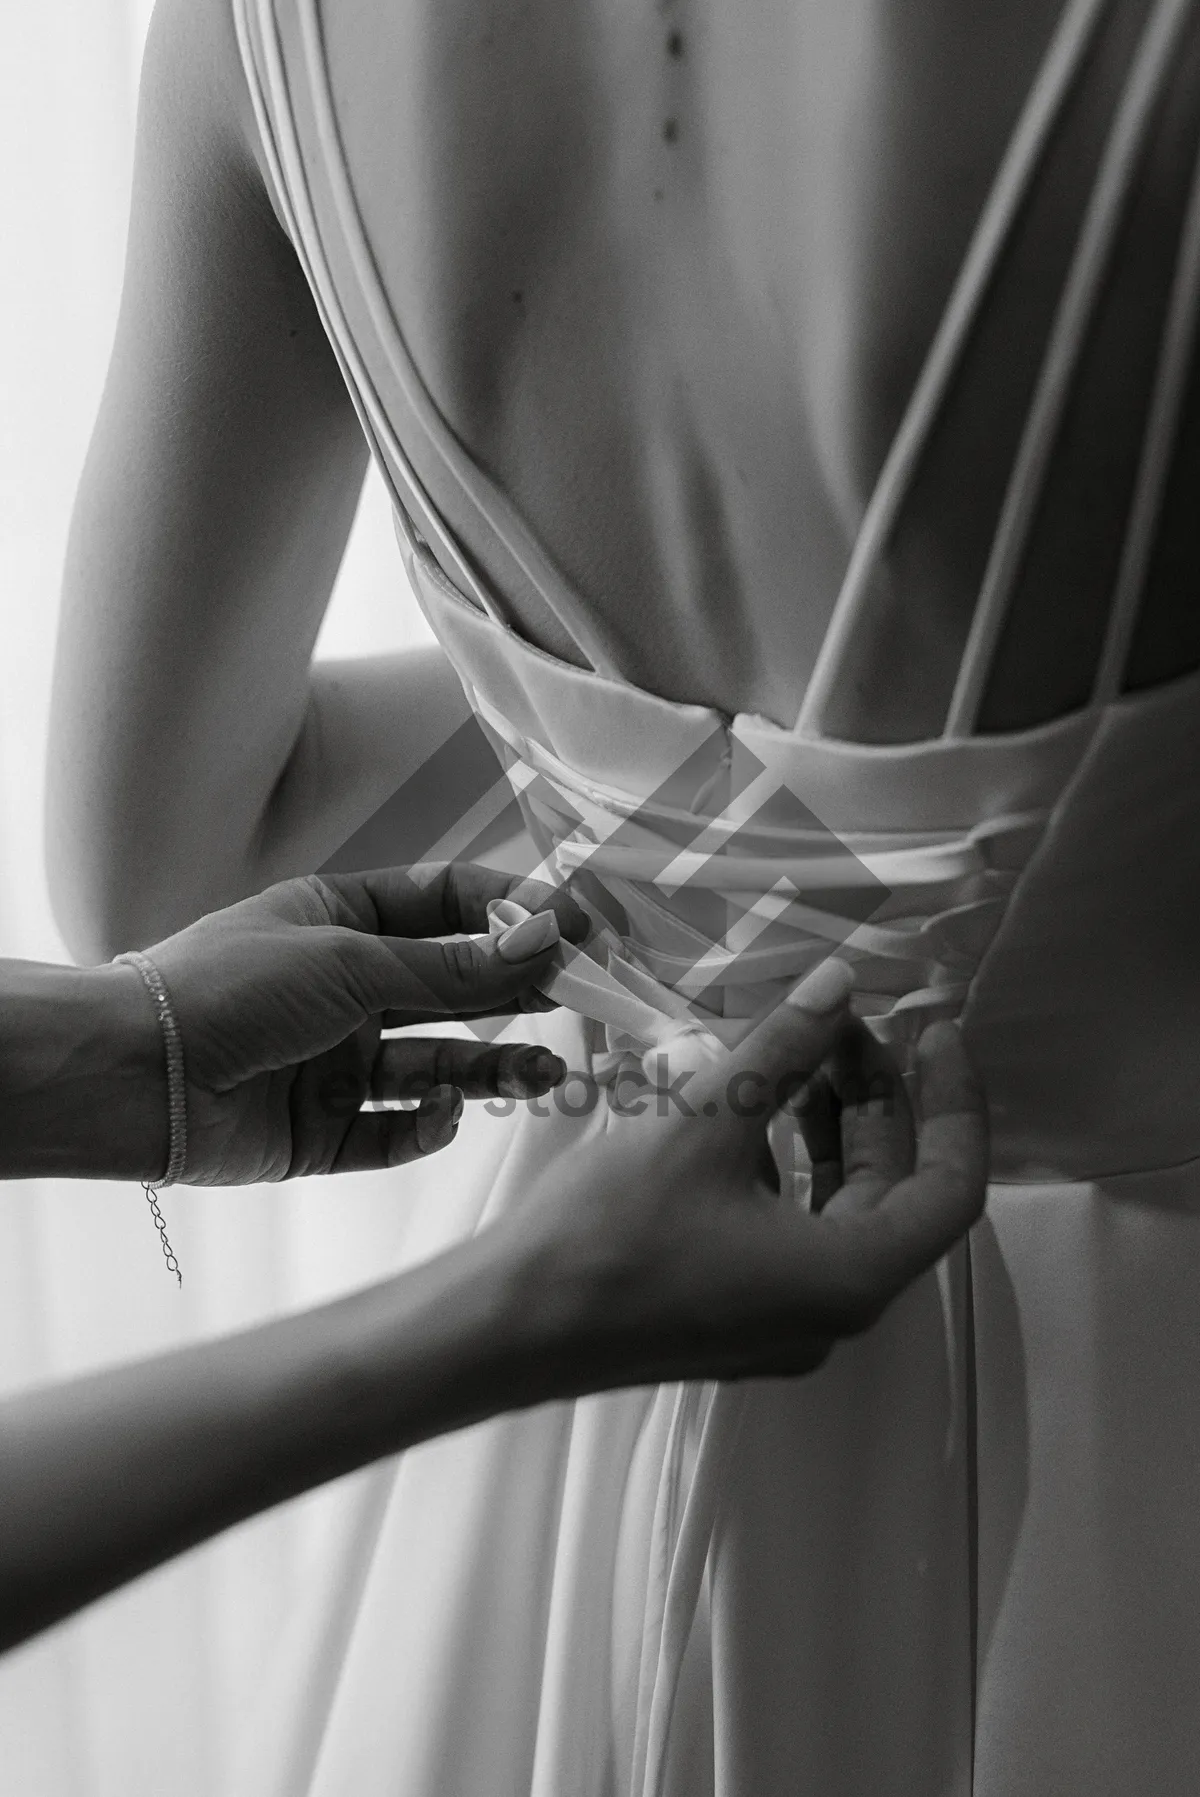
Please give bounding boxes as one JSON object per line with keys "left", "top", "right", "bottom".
{"left": 324, "top": 0, "right": 1073, "bottom": 703}
{"left": 0, "top": 864, "right": 589, "bottom": 1183}
{"left": 0, "top": 872, "right": 987, "bottom": 1651}
{"left": 49, "top": 0, "right": 1185, "bottom": 962}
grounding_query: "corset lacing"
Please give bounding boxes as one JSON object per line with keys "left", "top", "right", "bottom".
{"left": 473, "top": 696, "right": 1048, "bottom": 1073}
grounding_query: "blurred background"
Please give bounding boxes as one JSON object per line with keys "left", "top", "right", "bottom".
{"left": 0, "top": 5, "right": 439, "bottom": 1789}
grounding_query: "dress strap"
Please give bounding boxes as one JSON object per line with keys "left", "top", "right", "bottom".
{"left": 1092, "top": 123, "right": 1200, "bottom": 698}
{"left": 796, "top": 0, "right": 1110, "bottom": 736}
{"left": 231, "top": 0, "right": 502, "bottom": 617}
{"left": 945, "top": 0, "right": 1197, "bottom": 735}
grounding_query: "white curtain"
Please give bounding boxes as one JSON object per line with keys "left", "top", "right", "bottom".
{"left": 0, "top": 6, "right": 433, "bottom": 1790}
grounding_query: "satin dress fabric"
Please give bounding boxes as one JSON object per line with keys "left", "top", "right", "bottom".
{"left": 229, "top": 1, "right": 1200, "bottom": 1791}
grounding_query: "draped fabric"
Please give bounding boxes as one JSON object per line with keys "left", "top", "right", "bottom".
{"left": 11, "top": 2, "right": 1200, "bottom": 1791}
{"left": 221, "top": 2, "right": 1200, "bottom": 1792}
{"left": 0, "top": 8, "right": 433, "bottom": 1791}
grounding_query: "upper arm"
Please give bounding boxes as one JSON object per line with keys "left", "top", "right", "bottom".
{"left": 47, "top": 0, "right": 369, "bottom": 959}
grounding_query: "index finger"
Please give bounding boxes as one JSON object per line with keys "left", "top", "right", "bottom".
{"left": 317, "top": 862, "right": 590, "bottom": 945}
{"left": 686, "top": 957, "right": 857, "bottom": 1128}
{"left": 834, "top": 1021, "right": 989, "bottom": 1307}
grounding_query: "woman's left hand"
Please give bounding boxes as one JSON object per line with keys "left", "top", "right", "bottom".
{"left": 118, "top": 863, "right": 589, "bottom": 1184}
{"left": 495, "top": 969, "right": 988, "bottom": 1391}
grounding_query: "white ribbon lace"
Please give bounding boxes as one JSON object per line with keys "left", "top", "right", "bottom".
{"left": 477, "top": 699, "right": 1046, "bottom": 1068}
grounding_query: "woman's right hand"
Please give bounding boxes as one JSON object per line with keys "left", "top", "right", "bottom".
{"left": 501, "top": 959, "right": 988, "bottom": 1393}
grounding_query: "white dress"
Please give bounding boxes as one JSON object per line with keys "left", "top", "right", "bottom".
{"left": 231, "top": 1, "right": 1200, "bottom": 1790}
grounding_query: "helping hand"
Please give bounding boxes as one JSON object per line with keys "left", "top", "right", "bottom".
{"left": 500, "top": 960, "right": 989, "bottom": 1390}
{"left": 123, "top": 863, "right": 589, "bottom": 1185}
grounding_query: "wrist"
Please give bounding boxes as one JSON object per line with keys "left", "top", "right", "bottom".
{"left": 453, "top": 1216, "right": 624, "bottom": 1407}
{"left": 477, "top": 1208, "right": 689, "bottom": 1404}
{"left": 320, "top": 1226, "right": 581, "bottom": 1461}
{"left": 0, "top": 960, "right": 169, "bottom": 1181}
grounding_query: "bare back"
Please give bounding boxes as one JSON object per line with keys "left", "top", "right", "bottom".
{"left": 294, "top": 0, "right": 1200, "bottom": 726}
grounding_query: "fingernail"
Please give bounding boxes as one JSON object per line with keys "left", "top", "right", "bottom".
{"left": 416, "top": 1084, "right": 461, "bottom": 1153}
{"left": 511, "top": 1047, "right": 566, "bottom": 1090}
{"left": 487, "top": 897, "right": 524, "bottom": 932}
{"left": 786, "top": 956, "right": 854, "bottom": 1014}
{"left": 496, "top": 910, "right": 560, "bottom": 962}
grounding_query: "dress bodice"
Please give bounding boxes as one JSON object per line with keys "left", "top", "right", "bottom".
{"left": 234, "top": 0, "right": 1200, "bottom": 1180}
{"left": 405, "top": 535, "right": 1200, "bottom": 1182}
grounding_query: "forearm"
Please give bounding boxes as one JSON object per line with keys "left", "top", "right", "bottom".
{"left": 0, "top": 962, "right": 165, "bottom": 1181}
{"left": 0, "top": 1232, "right": 556, "bottom": 1652}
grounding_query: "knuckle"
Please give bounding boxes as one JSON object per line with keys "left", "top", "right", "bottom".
{"left": 271, "top": 872, "right": 341, "bottom": 925}
{"left": 441, "top": 936, "right": 482, "bottom": 990}
{"left": 329, "top": 929, "right": 382, "bottom": 1006}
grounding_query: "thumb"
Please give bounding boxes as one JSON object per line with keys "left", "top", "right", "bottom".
{"left": 690, "top": 957, "right": 856, "bottom": 1127}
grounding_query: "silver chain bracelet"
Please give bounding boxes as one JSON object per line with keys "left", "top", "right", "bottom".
{"left": 113, "top": 949, "right": 186, "bottom": 1285}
